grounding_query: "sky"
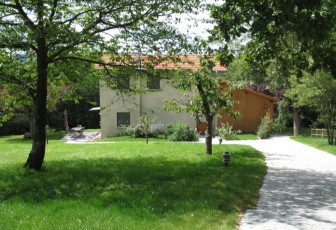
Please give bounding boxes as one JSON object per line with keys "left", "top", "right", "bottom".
{"left": 100, "top": 0, "right": 224, "bottom": 52}
{"left": 173, "top": 0, "right": 223, "bottom": 40}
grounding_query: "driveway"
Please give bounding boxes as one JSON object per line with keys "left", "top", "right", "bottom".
{"left": 201, "top": 136, "right": 336, "bottom": 230}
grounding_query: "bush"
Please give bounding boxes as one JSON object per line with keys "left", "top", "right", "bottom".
{"left": 125, "top": 116, "right": 166, "bottom": 138}
{"left": 126, "top": 119, "right": 198, "bottom": 142}
{"left": 125, "top": 124, "right": 147, "bottom": 138}
{"left": 150, "top": 122, "right": 166, "bottom": 137}
{"left": 273, "top": 100, "right": 292, "bottom": 134}
{"left": 0, "top": 113, "right": 30, "bottom": 136}
{"left": 166, "top": 123, "right": 198, "bottom": 142}
{"left": 23, "top": 132, "right": 32, "bottom": 139}
{"left": 257, "top": 114, "right": 273, "bottom": 139}
{"left": 217, "top": 123, "right": 241, "bottom": 140}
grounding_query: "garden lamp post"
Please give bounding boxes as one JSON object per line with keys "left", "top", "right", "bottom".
{"left": 222, "top": 152, "right": 231, "bottom": 166}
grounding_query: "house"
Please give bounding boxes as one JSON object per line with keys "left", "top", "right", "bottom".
{"left": 217, "top": 88, "right": 277, "bottom": 132}
{"left": 99, "top": 55, "right": 226, "bottom": 137}
{"left": 99, "top": 54, "right": 277, "bottom": 137}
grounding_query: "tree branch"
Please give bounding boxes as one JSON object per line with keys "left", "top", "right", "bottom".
{"left": 49, "top": 0, "right": 58, "bottom": 22}
{"left": 13, "top": 0, "right": 36, "bottom": 29}
{"left": 0, "top": 2, "right": 16, "bottom": 8}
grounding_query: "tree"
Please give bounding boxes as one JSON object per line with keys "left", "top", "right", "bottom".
{"left": 286, "top": 69, "right": 336, "bottom": 145}
{"left": 210, "top": 0, "right": 336, "bottom": 135}
{"left": 0, "top": 50, "right": 85, "bottom": 137}
{"left": 165, "top": 56, "right": 239, "bottom": 154}
{"left": 0, "top": 52, "right": 36, "bottom": 126}
{"left": 224, "top": 54, "right": 261, "bottom": 84}
{"left": 0, "top": 0, "right": 200, "bottom": 170}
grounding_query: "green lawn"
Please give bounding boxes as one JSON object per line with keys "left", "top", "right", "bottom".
{"left": 0, "top": 135, "right": 266, "bottom": 230}
{"left": 236, "top": 133, "right": 258, "bottom": 140}
{"left": 291, "top": 136, "right": 336, "bottom": 156}
{"left": 101, "top": 134, "right": 259, "bottom": 142}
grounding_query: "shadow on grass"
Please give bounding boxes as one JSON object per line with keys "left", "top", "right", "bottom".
{"left": 0, "top": 149, "right": 266, "bottom": 217}
{"left": 2, "top": 131, "right": 67, "bottom": 143}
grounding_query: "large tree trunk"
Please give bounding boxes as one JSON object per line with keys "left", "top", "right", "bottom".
{"left": 29, "top": 102, "right": 36, "bottom": 137}
{"left": 24, "top": 39, "right": 48, "bottom": 170}
{"left": 205, "top": 116, "right": 213, "bottom": 155}
{"left": 293, "top": 107, "right": 301, "bottom": 136}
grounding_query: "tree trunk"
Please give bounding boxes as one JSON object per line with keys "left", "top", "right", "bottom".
{"left": 146, "top": 122, "right": 149, "bottom": 144}
{"left": 326, "top": 126, "right": 332, "bottom": 145}
{"left": 331, "top": 128, "right": 334, "bottom": 145}
{"left": 194, "top": 73, "right": 213, "bottom": 155}
{"left": 29, "top": 102, "right": 37, "bottom": 137}
{"left": 24, "top": 39, "right": 48, "bottom": 170}
{"left": 64, "top": 109, "right": 69, "bottom": 131}
{"left": 205, "top": 116, "right": 213, "bottom": 155}
{"left": 293, "top": 107, "right": 301, "bottom": 136}
{"left": 329, "top": 124, "right": 335, "bottom": 145}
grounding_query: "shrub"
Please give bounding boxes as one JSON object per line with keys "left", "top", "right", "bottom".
{"left": 125, "top": 115, "right": 165, "bottom": 138}
{"left": 0, "top": 113, "right": 30, "bottom": 136}
{"left": 273, "top": 100, "right": 292, "bottom": 134}
{"left": 150, "top": 122, "right": 166, "bottom": 137}
{"left": 166, "top": 123, "right": 198, "bottom": 142}
{"left": 23, "top": 132, "right": 32, "bottom": 139}
{"left": 125, "top": 124, "right": 147, "bottom": 137}
{"left": 217, "top": 123, "right": 241, "bottom": 140}
{"left": 257, "top": 114, "right": 273, "bottom": 139}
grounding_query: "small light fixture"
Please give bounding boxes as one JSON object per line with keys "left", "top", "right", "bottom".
{"left": 264, "top": 104, "right": 268, "bottom": 109}
{"left": 222, "top": 152, "right": 231, "bottom": 167}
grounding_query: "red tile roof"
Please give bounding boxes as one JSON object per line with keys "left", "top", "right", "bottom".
{"left": 99, "top": 54, "right": 226, "bottom": 72}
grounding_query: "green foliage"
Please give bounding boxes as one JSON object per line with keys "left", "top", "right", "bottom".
{"left": 166, "top": 123, "right": 198, "bottom": 142}
{"left": 217, "top": 123, "right": 241, "bottom": 140}
{"left": 211, "top": 1, "right": 336, "bottom": 73}
{"left": 286, "top": 69, "right": 336, "bottom": 144}
{"left": 210, "top": 0, "right": 336, "bottom": 140}
{"left": 0, "top": 113, "right": 30, "bottom": 136}
{"left": 165, "top": 55, "right": 239, "bottom": 154}
{"left": 126, "top": 124, "right": 147, "bottom": 138}
{"left": 257, "top": 114, "right": 273, "bottom": 139}
{"left": 224, "top": 55, "right": 262, "bottom": 84}
{"left": 0, "top": 135, "right": 266, "bottom": 229}
{"left": 273, "top": 100, "right": 292, "bottom": 134}
{"left": 125, "top": 115, "right": 157, "bottom": 139}
{"left": 0, "top": 0, "right": 202, "bottom": 169}
{"left": 45, "top": 125, "right": 56, "bottom": 144}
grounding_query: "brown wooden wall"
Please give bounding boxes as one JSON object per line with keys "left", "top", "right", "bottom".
{"left": 217, "top": 90, "right": 275, "bottom": 133}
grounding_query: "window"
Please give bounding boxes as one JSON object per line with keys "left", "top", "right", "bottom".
{"left": 117, "top": 112, "right": 130, "bottom": 127}
{"left": 147, "top": 74, "right": 160, "bottom": 90}
{"left": 117, "top": 74, "right": 130, "bottom": 89}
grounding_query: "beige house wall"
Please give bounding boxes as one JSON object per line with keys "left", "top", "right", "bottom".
{"left": 100, "top": 78, "right": 196, "bottom": 138}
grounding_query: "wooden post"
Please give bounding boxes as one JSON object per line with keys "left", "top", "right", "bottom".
{"left": 64, "top": 109, "right": 69, "bottom": 132}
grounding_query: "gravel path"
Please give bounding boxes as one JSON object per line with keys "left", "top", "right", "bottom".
{"left": 200, "top": 136, "right": 336, "bottom": 230}
{"left": 62, "top": 132, "right": 101, "bottom": 143}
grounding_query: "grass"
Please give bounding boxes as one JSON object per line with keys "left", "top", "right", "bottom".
{"left": 0, "top": 134, "right": 266, "bottom": 230}
{"left": 275, "top": 127, "right": 312, "bottom": 136}
{"left": 291, "top": 136, "right": 336, "bottom": 156}
{"left": 101, "top": 133, "right": 259, "bottom": 143}
{"left": 98, "top": 135, "right": 168, "bottom": 143}
{"left": 84, "top": 128, "right": 101, "bottom": 132}
{"left": 236, "top": 133, "right": 258, "bottom": 140}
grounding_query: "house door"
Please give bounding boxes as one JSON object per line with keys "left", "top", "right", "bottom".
{"left": 197, "top": 121, "right": 208, "bottom": 135}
